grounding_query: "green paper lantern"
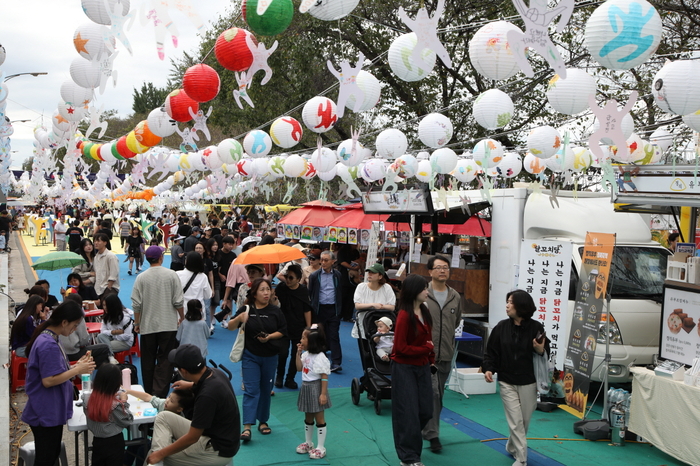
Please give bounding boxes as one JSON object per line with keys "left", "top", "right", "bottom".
{"left": 243, "top": 0, "right": 294, "bottom": 36}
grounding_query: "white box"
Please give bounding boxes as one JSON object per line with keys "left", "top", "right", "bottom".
{"left": 450, "top": 368, "right": 497, "bottom": 395}
{"left": 667, "top": 261, "right": 688, "bottom": 282}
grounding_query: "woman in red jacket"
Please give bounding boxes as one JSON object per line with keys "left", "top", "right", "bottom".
{"left": 391, "top": 274, "right": 434, "bottom": 466}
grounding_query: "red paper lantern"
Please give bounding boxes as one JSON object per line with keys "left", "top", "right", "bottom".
{"left": 115, "top": 135, "right": 137, "bottom": 159}
{"left": 165, "top": 89, "right": 199, "bottom": 123}
{"left": 214, "top": 28, "right": 257, "bottom": 72}
{"left": 183, "top": 64, "right": 221, "bottom": 103}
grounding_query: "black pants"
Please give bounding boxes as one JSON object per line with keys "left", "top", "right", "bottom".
{"left": 92, "top": 433, "right": 125, "bottom": 466}
{"left": 316, "top": 304, "right": 342, "bottom": 366}
{"left": 29, "top": 424, "right": 63, "bottom": 466}
{"left": 140, "top": 331, "right": 179, "bottom": 397}
{"left": 276, "top": 335, "right": 301, "bottom": 381}
{"left": 391, "top": 362, "right": 433, "bottom": 463}
{"left": 170, "top": 262, "right": 184, "bottom": 271}
{"left": 68, "top": 343, "right": 111, "bottom": 367}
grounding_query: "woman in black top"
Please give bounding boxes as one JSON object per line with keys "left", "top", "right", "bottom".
{"left": 205, "top": 238, "right": 220, "bottom": 330}
{"left": 126, "top": 228, "right": 145, "bottom": 275}
{"left": 228, "top": 278, "right": 287, "bottom": 442}
{"left": 273, "top": 264, "right": 312, "bottom": 389}
{"left": 482, "top": 289, "right": 548, "bottom": 466}
{"left": 65, "top": 273, "right": 100, "bottom": 303}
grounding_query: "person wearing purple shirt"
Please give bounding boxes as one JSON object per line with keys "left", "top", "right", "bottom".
{"left": 21, "top": 301, "right": 95, "bottom": 466}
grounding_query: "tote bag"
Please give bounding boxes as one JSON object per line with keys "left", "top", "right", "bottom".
{"left": 229, "top": 306, "right": 249, "bottom": 363}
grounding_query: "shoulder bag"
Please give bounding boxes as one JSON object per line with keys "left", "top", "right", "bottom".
{"left": 229, "top": 305, "right": 249, "bottom": 363}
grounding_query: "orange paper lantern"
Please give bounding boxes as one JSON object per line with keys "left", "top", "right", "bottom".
{"left": 134, "top": 120, "right": 162, "bottom": 147}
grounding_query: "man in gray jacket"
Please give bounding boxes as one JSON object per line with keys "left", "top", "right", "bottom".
{"left": 422, "top": 255, "right": 463, "bottom": 452}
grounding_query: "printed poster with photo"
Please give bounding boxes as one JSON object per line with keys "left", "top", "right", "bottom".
{"left": 292, "top": 225, "right": 301, "bottom": 240}
{"left": 360, "top": 229, "right": 370, "bottom": 247}
{"left": 400, "top": 230, "right": 411, "bottom": 245}
{"left": 284, "top": 225, "right": 293, "bottom": 239}
{"left": 277, "top": 224, "right": 285, "bottom": 237}
{"left": 327, "top": 227, "right": 338, "bottom": 243}
{"left": 301, "top": 226, "right": 313, "bottom": 242}
{"left": 311, "top": 227, "right": 325, "bottom": 243}
{"left": 348, "top": 228, "right": 358, "bottom": 245}
{"left": 337, "top": 227, "right": 347, "bottom": 244}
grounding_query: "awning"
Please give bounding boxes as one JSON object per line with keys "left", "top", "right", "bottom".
{"left": 327, "top": 209, "right": 410, "bottom": 231}
{"left": 277, "top": 205, "right": 347, "bottom": 227}
{"left": 421, "top": 216, "right": 491, "bottom": 236}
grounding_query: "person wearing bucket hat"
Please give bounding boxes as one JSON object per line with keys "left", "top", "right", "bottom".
{"left": 145, "top": 344, "right": 240, "bottom": 465}
{"left": 352, "top": 262, "right": 396, "bottom": 339}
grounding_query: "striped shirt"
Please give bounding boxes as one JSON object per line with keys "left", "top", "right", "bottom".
{"left": 131, "top": 265, "right": 184, "bottom": 334}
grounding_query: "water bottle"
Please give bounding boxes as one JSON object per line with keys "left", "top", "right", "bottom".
{"left": 81, "top": 374, "right": 92, "bottom": 394}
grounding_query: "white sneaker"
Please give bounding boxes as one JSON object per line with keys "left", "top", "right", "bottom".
{"left": 309, "top": 447, "right": 326, "bottom": 459}
{"left": 108, "top": 356, "right": 119, "bottom": 365}
{"left": 512, "top": 461, "right": 527, "bottom": 466}
{"left": 296, "top": 442, "right": 314, "bottom": 454}
{"left": 221, "top": 320, "right": 229, "bottom": 329}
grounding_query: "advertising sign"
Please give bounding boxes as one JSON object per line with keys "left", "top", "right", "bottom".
{"left": 661, "top": 284, "right": 700, "bottom": 366}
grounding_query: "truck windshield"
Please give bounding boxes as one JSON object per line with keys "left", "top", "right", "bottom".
{"left": 576, "top": 246, "right": 670, "bottom": 300}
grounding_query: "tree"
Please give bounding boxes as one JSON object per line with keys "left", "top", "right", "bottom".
{"left": 132, "top": 82, "right": 170, "bottom": 115}
{"left": 22, "top": 157, "right": 33, "bottom": 172}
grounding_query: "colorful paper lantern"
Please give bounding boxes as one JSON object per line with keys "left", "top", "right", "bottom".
{"left": 217, "top": 138, "right": 245, "bottom": 164}
{"left": 361, "top": 159, "right": 386, "bottom": 182}
{"left": 451, "top": 158, "right": 480, "bottom": 183}
{"left": 126, "top": 131, "right": 149, "bottom": 154}
{"left": 571, "top": 147, "right": 593, "bottom": 171}
{"left": 585, "top": 0, "right": 662, "bottom": 70}
{"left": 60, "top": 81, "right": 93, "bottom": 107}
{"left": 337, "top": 139, "right": 369, "bottom": 167}
{"left": 164, "top": 89, "right": 199, "bottom": 123}
{"left": 430, "top": 148, "right": 458, "bottom": 174}
{"left": 147, "top": 108, "right": 177, "bottom": 137}
{"left": 243, "top": 130, "right": 273, "bottom": 158}
{"left": 344, "top": 70, "right": 381, "bottom": 113}
{"left": 375, "top": 129, "right": 408, "bottom": 159}
{"left": 523, "top": 152, "right": 546, "bottom": 174}
{"left": 270, "top": 116, "right": 303, "bottom": 148}
{"left": 472, "top": 139, "right": 504, "bottom": 168}
{"left": 283, "top": 154, "right": 307, "bottom": 177}
{"left": 182, "top": 64, "right": 220, "bottom": 103}
{"left": 81, "top": 0, "right": 131, "bottom": 25}
{"left": 243, "top": 0, "right": 294, "bottom": 36}
{"left": 215, "top": 28, "right": 257, "bottom": 72}
{"left": 472, "top": 89, "right": 513, "bottom": 130}
{"left": 268, "top": 155, "right": 286, "bottom": 178}
{"left": 418, "top": 113, "right": 453, "bottom": 148}
{"left": 495, "top": 152, "right": 522, "bottom": 178}
{"left": 305, "top": 0, "right": 360, "bottom": 20}
{"left": 115, "top": 135, "right": 137, "bottom": 159}
{"left": 70, "top": 57, "right": 102, "bottom": 89}
{"left": 311, "top": 147, "right": 337, "bottom": 172}
{"left": 301, "top": 161, "right": 317, "bottom": 180}
{"left": 415, "top": 159, "right": 433, "bottom": 183}
{"left": 546, "top": 146, "right": 575, "bottom": 172}
{"left": 611, "top": 133, "right": 644, "bottom": 163}
{"left": 649, "top": 127, "right": 673, "bottom": 151}
{"left": 546, "top": 69, "right": 597, "bottom": 115}
{"left": 57, "top": 101, "right": 86, "bottom": 122}
{"left": 388, "top": 33, "right": 436, "bottom": 82}
{"left": 682, "top": 110, "right": 700, "bottom": 132}
{"left": 389, "top": 154, "right": 418, "bottom": 179}
{"left": 468, "top": 21, "right": 522, "bottom": 81}
{"left": 134, "top": 120, "right": 162, "bottom": 147}
{"left": 73, "top": 22, "right": 111, "bottom": 61}
{"left": 527, "top": 126, "right": 561, "bottom": 159}
{"left": 652, "top": 60, "right": 700, "bottom": 116}
{"left": 302, "top": 96, "right": 337, "bottom": 133}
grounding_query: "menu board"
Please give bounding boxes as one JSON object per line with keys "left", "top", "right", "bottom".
{"left": 661, "top": 284, "right": 700, "bottom": 366}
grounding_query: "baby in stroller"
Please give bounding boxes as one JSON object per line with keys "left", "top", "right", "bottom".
{"left": 372, "top": 317, "right": 394, "bottom": 361}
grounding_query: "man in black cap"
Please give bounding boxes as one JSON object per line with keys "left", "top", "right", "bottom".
{"left": 183, "top": 226, "right": 202, "bottom": 253}
{"left": 146, "top": 344, "right": 240, "bottom": 466}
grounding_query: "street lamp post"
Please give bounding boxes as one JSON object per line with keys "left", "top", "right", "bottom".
{"left": 3, "top": 72, "right": 48, "bottom": 82}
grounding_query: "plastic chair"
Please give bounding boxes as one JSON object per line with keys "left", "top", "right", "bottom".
{"left": 115, "top": 334, "right": 140, "bottom": 364}
{"left": 18, "top": 440, "right": 69, "bottom": 466}
{"left": 10, "top": 350, "right": 28, "bottom": 393}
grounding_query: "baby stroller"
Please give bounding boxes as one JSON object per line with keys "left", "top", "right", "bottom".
{"left": 350, "top": 308, "right": 396, "bottom": 415}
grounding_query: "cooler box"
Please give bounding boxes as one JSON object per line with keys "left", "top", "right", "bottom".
{"left": 450, "top": 368, "right": 497, "bottom": 395}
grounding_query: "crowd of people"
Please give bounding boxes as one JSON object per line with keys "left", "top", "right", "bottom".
{"left": 12, "top": 205, "right": 549, "bottom": 466}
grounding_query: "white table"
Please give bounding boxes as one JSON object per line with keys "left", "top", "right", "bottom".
{"left": 67, "top": 384, "right": 157, "bottom": 466}
{"left": 445, "top": 332, "right": 482, "bottom": 398}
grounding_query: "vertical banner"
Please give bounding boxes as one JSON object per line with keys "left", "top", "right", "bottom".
{"left": 366, "top": 221, "right": 381, "bottom": 270}
{"left": 517, "top": 239, "right": 573, "bottom": 370}
{"left": 562, "top": 232, "right": 616, "bottom": 418}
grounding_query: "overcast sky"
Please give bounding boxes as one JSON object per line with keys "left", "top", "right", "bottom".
{"left": 2, "top": 0, "right": 229, "bottom": 168}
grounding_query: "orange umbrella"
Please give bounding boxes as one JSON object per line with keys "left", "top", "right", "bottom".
{"left": 235, "top": 244, "right": 307, "bottom": 265}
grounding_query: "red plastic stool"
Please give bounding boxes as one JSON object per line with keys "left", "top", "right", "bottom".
{"left": 11, "top": 350, "right": 28, "bottom": 393}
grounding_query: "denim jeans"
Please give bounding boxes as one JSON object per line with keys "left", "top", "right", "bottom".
{"left": 241, "top": 349, "right": 277, "bottom": 425}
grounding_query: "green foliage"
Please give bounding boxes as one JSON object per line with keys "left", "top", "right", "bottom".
{"left": 132, "top": 82, "right": 170, "bottom": 115}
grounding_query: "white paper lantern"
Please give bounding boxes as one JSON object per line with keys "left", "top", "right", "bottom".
{"left": 52, "top": 110, "right": 71, "bottom": 132}
{"left": 270, "top": 116, "right": 303, "bottom": 148}
{"left": 360, "top": 159, "right": 386, "bottom": 182}
{"left": 527, "top": 126, "right": 561, "bottom": 159}
{"left": 472, "top": 139, "right": 504, "bottom": 168}
{"left": 165, "top": 153, "right": 181, "bottom": 173}
{"left": 146, "top": 108, "right": 177, "bottom": 138}
{"left": 306, "top": 0, "right": 360, "bottom": 21}
{"left": 301, "top": 162, "right": 317, "bottom": 180}
{"left": 179, "top": 151, "right": 206, "bottom": 172}
{"left": 0, "top": 44, "right": 5, "bottom": 67}
{"left": 571, "top": 147, "right": 593, "bottom": 172}
{"left": 473, "top": 89, "right": 514, "bottom": 130}
{"left": 468, "top": 21, "right": 522, "bottom": 81}
{"left": 81, "top": 0, "right": 131, "bottom": 25}
{"left": 252, "top": 157, "right": 271, "bottom": 176}
{"left": 683, "top": 110, "right": 700, "bottom": 132}
{"left": 418, "top": 113, "right": 453, "bottom": 148}
{"left": 546, "top": 146, "right": 576, "bottom": 172}
{"left": 415, "top": 159, "right": 433, "bottom": 183}
{"left": 389, "top": 154, "right": 418, "bottom": 179}
{"left": 523, "top": 152, "right": 547, "bottom": 174}
{"left": 495, "top": 153, "right": 522, "bottom": 178}
{"left": 429, "top": 148, "right": 458, "bottom": 174}
{"left": 345, "top": 70, "right": 381, "bottom": 113}
{"left": 585, "top": 0, "right": 662, "bottom": 70}
{"left": 451, "top": 159, "right": 480, "bottom": 183}
{"left": 57, "top": 101, "right": 86, "bottom": 122}
{"left": 268, "top": 156, "right": 286, "bottom": 178}
{"left": 73, "top": 23, "right": 111, "bottom": 61}
{"left": 217, "top": 138, "right": 244, "bottom": 164}
{"left": 388, "top": 33, "right": 436, "bottom": 82}
{"left": 652, "top": 60, "right": 700, "bottom": 116}
{"left": 311, "top": 147, "right": 337, "bottom": 172}
{"left": 546, "top": 69, "right": 597, "bottom": 115}
{"left": 221, "top": 163, "right": 238, "bottom": 175}
{"left": 202, "top": 146, "right": 223, "bottom": 170}
{"left": 236, "top": 158, "right": 255, "bottom": 177}
{"left": 70, "top": 57, "right": 102, "bottom": 89}
{"left": 99, "top": 143, "right": 117, "bottom": 165}
{"left": 611, "top": 133, "right": 644, "bottom": 163}
{"left": 375, "top": 129, "right": 408, "bottom": 159}
{"left": 641, "top": 142, "right": 663, "bottom": 164}
{"left": 317, "top": 164, "right": 337, "bottom": 181}
{"left": 337, "top": 139, "right": 369, "bottom": 166}
{"left": 60, "top": 81, "right": 93, "bottom": 107}
{"left": 302, "top": 96, "right": 337, "bottom": 133}
{"left": 243, "top": 130, "right": 272, "bottom": 158}
{"left": 649, "top": 128, "right": 673, "bottom": 151}
{"left": 592, "top": 113, "right": 634, "bottom": 145}
{"left": 283, "top": 154, "right": 307, "bottom": 177}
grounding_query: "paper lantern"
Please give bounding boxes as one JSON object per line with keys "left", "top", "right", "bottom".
{"left": 0, "top": 44, "right": 5, "bottom": 67}
{"left": 496, "top": 153, "right": 522, "bottom": 178}
{"left": 593, "top": 113, "right": 634, "bottom": 145}
{"left": 70, "top": 57, "right": 101, "bottom": 89}
{"left": 60, "top": 81, "right": 93, "bottom": 108}
{"left": 270, "top": 116, "right": 303, "bottom": 148}
{"left": 251, "top": 157, "right": 270, "bottom": 177}
{"left": 243, "top": 0, "right": 293, "bottom": 36}
{"left": 430, "top": 148, "right": 458, "bottom": 174}
{"left": 337, "top": 139, "right": 370, "bottom": 167}
{"left": 306, "top": 0, "right": 360, "bottom": 20}
{"left": 375, "top": 129, "right": 407, "bottom": 159}
{"left": 317, "top": 164, "right": 337, "bottom": 182}
{"left": 451, "top": 158, "right": 480, "bottom": 183}
{"left": 81, "top": 0, "right": 130, "bottom": 25}
{"left": 571, "top": 147, "right": 593, "bottom": 171}
{"left": 345, "top": 70, "right": 381, "bottom": 113}
{"left": 418, "top": 113, "right": 453, "bottom": 148}
{"left": 182, "top": 64, "right": 220, "bottom": 103}
{"left": 165, "top": 89, "right": 199, "bottom": 123}
{"left": 147, "top": 108, "right": 177, "bottom": 137}
{"left": 302, "top": 96, "right": 337, "bottom": 133}
{"left": 683, "top": 110, "right": 700, "bottom": 132}
{"left": 546, "top": 69, "right": 597, "bottom": 115}
{"left": 268, "top": 155, "right": 286, "bottom": 178}
{"left": 361, "top": 159, "right": 386, "bottom": 182}
{"left": 243, "top": 130, "right": 273, "bottom": 158}
{"left": 546, "top": 146, "right": 575, "bottom": 172}
{"left": 652, "top": 60, "right": 700, "bottom": 116}
{"left": 99, "top": 143, "right": 117, "bottom": 165}
{"left": 52, "top": 110, "right": 71, "bottom": 132}
{"left": 73, "top": 23, "right": 111, "bottom": 61}
{"left": 163, "top": 152, "right": 181, "bottom": 173}
{"left": 215, "top": 139, "right": 243, "bottom": 165}
{"left": 415, "top": 159, "right": 433, "bottom": 182}
{"left": 283, "top": 154, "right": 307, "bottom": 177}
{"left": 179, "top": 151, "right": 206, "bottom": 172}
{"left": 57, "top": 101, "right": 86, "bottom": 122}
{"left": 611, "top": 133, "right": 644, "bottom": 163}
{"left": 311, "top": 147, "right": 337, "bottom": 173}
{"left": 472, "top": 139, "right": 504, "bottom": 168}
{"left": 527, "top": 126, "right": 561, "bottom": 159}
{"left": 523, "top": 152, "right": 546, "bottom": 174}
{"left": 115, "top": 135, "right": 137, "bottom": 159}
{"left": 126, "top": 131, "right": 149, "bottom": 154}
{"left": 649, "top": 127, "right": 673, "bottom": 151}
{"left": 215, "top": 28, "right": 257, "bottom": 72}
{"left": 301, "top": 161, "right": 317, "bottom": 179}
{"left": 468, "top": 21, "right": 522, "bottom": 81}
{"left": 134, "top": 120, "right": 162, "bottom": 147}
{"left": 585, "top": 0, "right": 662, "bottom": 70}
{"left": 472, "top": 89, "right": 513, "bottom": 130}
{"left": 641, "top": 142, "right": 662, "bottom": 164}
{"left": 388, "top": 33, "right": 436, "bottom": 82}
{"left": 388, "top": 154, "right": 416, "bottom": 179}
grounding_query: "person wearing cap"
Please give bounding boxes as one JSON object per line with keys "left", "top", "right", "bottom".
{"left": 170, "top": 235, "right": 186, "bottom": 271}
{"left": 422, "top": 255, "right": 464, "bottom": 453}
{"left": 131, "top": 245, "right": 185, "bottom": 397}
{"left": 352, "top": 263, "right": 397, "bottom": 339}
{"left": 308, "top": 251, "right": 344, "bottom": 372}
{"left": 146, "top": 344, "right": 240, "bottom": 466}
{"left": 93, "top": 232, "right": 120, "bottom": 298}
{"left": 184, "top": 226, "right": 202, "bottom": 253}
{"left": 301, "top": 254, "right": 321, "bottom": 286}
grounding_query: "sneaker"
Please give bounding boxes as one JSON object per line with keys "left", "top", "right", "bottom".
{"left": 296, "top": 442, "right": 314, "bottom": 454}
{"left": 108, "top": 356, "right": 119, "bottom": 365}
{"left": 429, "top": 437, "right": 442, "bottom": 452}
{"left": 221, "top": 320, "right": 229, "bottom": 329}
{"left": 209, "top": 323, "right": 215, "bottom": 335}
{"left": 399, "top": 462, "right": 425, "bottom": 466}
{"left": 274, "top": 377, "right": 283, "bottom": 389}
{"left": 136, "top": 267, "right": 142, "bottom": 272}
{"left": 127, "top": 270, "right": 132, "bottom": 275}
{"left": 330, "top": 364, "right": 342, "bottom": 372}
{"left": 512, "top": 461, "right": 527, "bottom": 466}
{"left": 284, "top": 379, "right": 298, "bottom": 389}
{"left": 309, "top": 447, "right": 326, "bottom": 459}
